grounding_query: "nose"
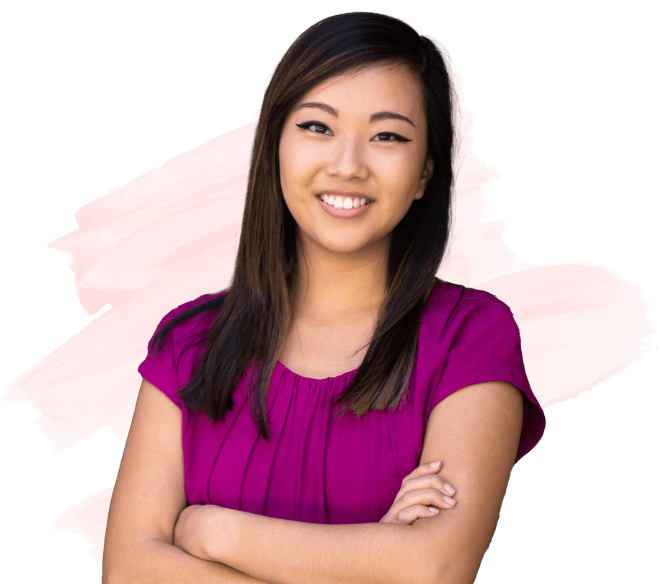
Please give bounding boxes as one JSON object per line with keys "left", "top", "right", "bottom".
{"left": 325, "top": 136, "right": 369, "bottom": 181}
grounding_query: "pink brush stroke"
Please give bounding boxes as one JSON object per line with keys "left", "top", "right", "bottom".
{"left": 2, "top": 72, "right": 654, "bottom": 565}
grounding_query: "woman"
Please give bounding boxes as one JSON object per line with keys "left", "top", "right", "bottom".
{"left": 103, "top": 11, "right": 545, "bottom": 584}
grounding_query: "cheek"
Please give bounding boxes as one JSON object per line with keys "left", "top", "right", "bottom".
{"left": 279, "top": 143, "right": 311, "bottom": 220}
{"left": 379, "top": 156, "right": 423, "bottom": 199}
{"left": 279, "top": 144, "right": 299, "bottom": 200}
{"left": 285, "top": 152, "right": 322, "bottom": 203}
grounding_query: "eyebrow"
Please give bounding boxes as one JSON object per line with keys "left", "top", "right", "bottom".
{"left": 295, "top": 102, "right": 416, "bottom": 128}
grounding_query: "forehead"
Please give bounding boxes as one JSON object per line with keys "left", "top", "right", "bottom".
{"left": 298, "top": 64, "right": 425, "bottom": 120}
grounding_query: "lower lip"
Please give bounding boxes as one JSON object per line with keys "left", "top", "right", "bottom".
{"left": 317, "top": 196, "right": 372, "bottom": 218}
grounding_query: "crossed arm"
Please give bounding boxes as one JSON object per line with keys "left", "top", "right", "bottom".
{"left": 103, "top": 379, "right": 522, "bottom": 584}
{"left": 173, "top": 505, "right": 435, "bottom": 584}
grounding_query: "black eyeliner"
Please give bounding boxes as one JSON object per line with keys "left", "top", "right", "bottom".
{"left": 296, "top": 122, "right": 411, "bottom": 142}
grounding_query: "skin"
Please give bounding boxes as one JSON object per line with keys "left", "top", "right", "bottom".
{"left": 278, "top": 63, "right": 434, "bottom": 326}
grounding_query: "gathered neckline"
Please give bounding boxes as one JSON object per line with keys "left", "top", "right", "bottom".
{"left": 275, "top": 360, "right": 359, "bottom": 382}
{"left": 273, "top": 279, "right": 442, "bottom": 383}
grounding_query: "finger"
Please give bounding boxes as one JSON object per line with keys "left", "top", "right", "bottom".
{"left": 402, "top": 462, "right": 443, "bottom": 490}
{"left": 398, "top": 504, "right": 440, "bottom": 525}
{"left": 400, "top": 472, "right": 457, "bottom": 500}
{"left": 403, "top": 461, "right": 442, "bottom": 482}
{"left": 402, "top": 488, "right": 456, "bottom": 510}
{"left": 430, "top": 473, "right": 456, "bottom": 497}
{"left": 425, "top": 461, "right": 443, "bottom": 474}
{"left": 407, "top": 472, "right": 456, "bottom": 498}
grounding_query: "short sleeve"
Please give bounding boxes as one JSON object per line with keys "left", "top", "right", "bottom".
{"left": 425, "top": 296, "right": 546, "bottom": 462}
{"left": 138, "top": 307, "right": 187, "bottom": 410}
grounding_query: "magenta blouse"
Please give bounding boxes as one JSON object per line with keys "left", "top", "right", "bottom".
{"left": 138, "top": 279, "right": 545, "bottom": 525}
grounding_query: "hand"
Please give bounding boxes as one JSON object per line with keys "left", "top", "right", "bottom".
{"left": 174, "top": 504, "right": 209, "bottom": 559}
{"left": 379, "top": 461, "right": 457, "bottom": 525}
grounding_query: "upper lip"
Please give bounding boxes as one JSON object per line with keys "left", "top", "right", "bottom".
{"left": 318, "top": 190, "right": 373, "bottom": 201}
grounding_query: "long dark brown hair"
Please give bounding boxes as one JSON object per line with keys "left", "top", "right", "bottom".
{"left": 149, "top": 11, "right": 457, "bottom": 439}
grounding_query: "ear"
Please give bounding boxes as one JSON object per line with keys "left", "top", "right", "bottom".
{"left": 414, "top": 155, "right": 434, "bottom": 200}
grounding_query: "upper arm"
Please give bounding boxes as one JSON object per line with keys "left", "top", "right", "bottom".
{"left": 415, "top": 381, "right": 523, "bottom": 583}
{"left": 103, "top": 379, "right": 187, "bottom": 575}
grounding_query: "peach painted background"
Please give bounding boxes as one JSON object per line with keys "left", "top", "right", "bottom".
{"left": 1, "top": 2, "right": 657, "bottom": 582}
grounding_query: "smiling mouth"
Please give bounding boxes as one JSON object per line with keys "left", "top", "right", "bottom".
{"left": 316, "top": 194, "right": 374, "bottom": 209}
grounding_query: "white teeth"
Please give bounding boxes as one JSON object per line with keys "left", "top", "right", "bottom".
{"left": 321, "top": 194, "right": 371, "bottom": 208}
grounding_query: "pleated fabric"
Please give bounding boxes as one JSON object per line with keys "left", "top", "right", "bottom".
{"left": 138, "top": 280, "right": 545, "bottom": 524}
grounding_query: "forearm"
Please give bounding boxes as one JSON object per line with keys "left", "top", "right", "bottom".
{"left": 104, "top": 536, "right": 272, "bottom": 584}
{"left": 205, "top": 507, "right": 436, "bottom": 584}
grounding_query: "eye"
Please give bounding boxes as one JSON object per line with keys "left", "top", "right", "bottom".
{"left": 372, "top": 132, "right": 412, "bottom": 143}
{"left": 296, "top": 121, "right": 332, "bottom": 135}
{"left": 296, "top": 122, "right": 411, "bottom": 142}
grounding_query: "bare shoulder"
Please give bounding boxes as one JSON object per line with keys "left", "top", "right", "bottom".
{"left": 103, "top": 380, "right": 187, "bottom": 573}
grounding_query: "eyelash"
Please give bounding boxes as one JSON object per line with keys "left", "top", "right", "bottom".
{"left": 295, "top": 121, "right": 411, "bottom": 143}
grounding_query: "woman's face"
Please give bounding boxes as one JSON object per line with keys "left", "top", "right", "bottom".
{"left": 278, "top": 63, "right": 433, "bottom": 257}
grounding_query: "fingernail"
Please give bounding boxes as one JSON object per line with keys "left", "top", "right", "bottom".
{"left": 429, "top": 506, "right": 440, "bottom": 514}
{"left": 429, "top": 461, "right": 441, "bottom": 469}
{"left": 444, "top": 483, "right": 456, "bottom": 496}
{"left": 443, "top": 496, "right": 455, "bottom": 506}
